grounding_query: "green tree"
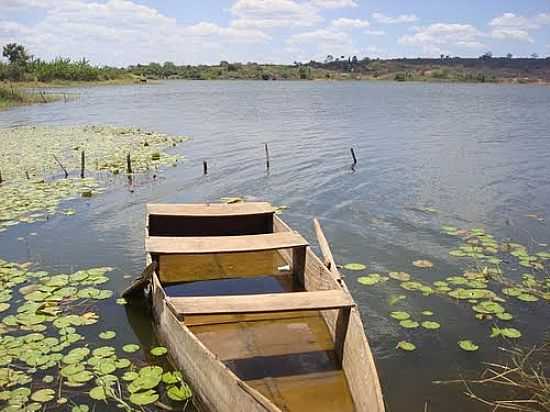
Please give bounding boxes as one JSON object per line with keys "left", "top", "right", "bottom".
{"left": 2, "top": 43, "right": 30, "bottom": 65}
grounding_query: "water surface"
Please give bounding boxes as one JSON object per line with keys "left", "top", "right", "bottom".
{"left": 1, "top": 80, "right": 550, "bottom": 411}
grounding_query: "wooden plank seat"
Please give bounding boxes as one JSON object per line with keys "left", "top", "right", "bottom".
{"left": 147, "top": 202, "right": 274, "bottom": 217}
{"left": 146, "top": 232, "right": 308, "bottom": 255}
{"left": 167, "top": 290, "right": 354, "bottom": 317}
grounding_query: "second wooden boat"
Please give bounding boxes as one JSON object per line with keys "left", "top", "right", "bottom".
{"left": 143, "top": 202, "right": 384, "bottom": 412}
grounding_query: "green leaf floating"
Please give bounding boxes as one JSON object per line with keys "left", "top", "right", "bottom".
{"left": 472, "top": 301, "right": 505, "bottom": 314}
{"left": 421, "top": 310, "right": 434, "bottom": 316}
{"left": 389, "top": 271, "right": 411, "bottom": 281}
{"left": 31, "top": 388, "right": 55, "bottom": 403}
{"left": 162, "top": 371, "right": 183, "bottom": 385}
{"left": 390, "top": 311, "right": 410, "bottom": 320}
{"left": 129, "top": 389, "right": 159, "bottom": 405}
{"left": 122, "top": 344, "right": 140, "bottom": 353}
{"left": 517, "top": 293, "right": 539, "bottom": 302}
{"left": 496, "top": 312, "right": 513, "bottom": 321}
{"left": 343, "top": 263, "right": 366, "bottom": 271}
{"left": 99, "top": 331, "right": 116, "bottom": 340}
{"left": 167, "top": 384, "right": 193, "bottom": 401}
{"left": 421, "top": 321, "right": 441, "bottom": 330}
{"left": 458, "top": 340, "right": 479, "bottom": 352}
{"left": 72, "top": 405, "right": 90, "bottom": 412}
{"left": 396, "top": 341, "right": 416, "bottom": 351}
{"left": 89, "top": 386, "right": 107, "bottom": 401}
{"left": 491, "top": 327, "right": 522, "bottom": 339}
{"left": 150, "top": 346, "right": 168, "bottom": 356}
{"left": 357, "top": 274, "right": 385, "bottom": 286}
{"left": 399, "top": 320, "right": 419, "bottom": 329}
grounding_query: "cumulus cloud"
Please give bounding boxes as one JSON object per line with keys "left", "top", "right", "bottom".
{"left": 309, "top": 0, "right": 357, "bottom": 8}
{"left": 489, "top": 12, "right": 550, "bottom": 42}
{"left": 330, "top": 18, "right": 369, "bottom": 29}
{"left": 230, "top": 0, "right": 322, "bottom": 29}
{"left": 0, "top": 0, "right": 270, "bottom": 65}
{"left": 287, "top": 28, "right": 357, "bottom": 58}
{"left": 372, "top": 12, "right": 418, "bottom": 24}
{"left": 399, "top": 23, "right": 484, "bottom": 55}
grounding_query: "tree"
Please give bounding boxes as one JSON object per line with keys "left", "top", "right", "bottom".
{"left": 530, "top": 53, "right": 539, "bottom": 59}
{"left": 324, "top": 55, "right": 334, "bottom": 64}
{"left": 351, "top": 55, "right": 358, "bottom": 64}
{"left": 2, "top": 43, "right": 30, "bottom": 65}
{"left": 506, "top": 53, "right": 513, "bottom": 59}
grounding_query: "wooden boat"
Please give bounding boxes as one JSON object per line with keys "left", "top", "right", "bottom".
{"left": 143, "top": 202, "right": 384, "bottom": 412}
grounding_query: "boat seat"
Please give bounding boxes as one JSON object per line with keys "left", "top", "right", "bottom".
{"left": 167, "top": 290, "right": 354, "bottom": 317}
{"left": 146, "top": 232, "right": 308, "bottom": 255}
{"left": 147, "top": 202, "right": 275, "bottom": 217}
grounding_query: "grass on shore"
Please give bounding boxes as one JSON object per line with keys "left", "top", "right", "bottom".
{"left": 0, "top": 84, "right": 65, "bottom": 110}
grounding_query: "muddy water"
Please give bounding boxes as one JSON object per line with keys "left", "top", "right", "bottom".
{"left": 1, "top": 81, "right": 550, "bottom": 411}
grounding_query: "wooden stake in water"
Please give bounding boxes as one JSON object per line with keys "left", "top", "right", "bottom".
{"left": 127, "top": 153, "right": 133, "bottom": 174}
{"left": 350, "top": 148, "right": 357, "bottom": 166}
{"left": 52, "top": 155, "right": 68, "bottom": 178}
{"left": 203, "top": 161, "right": 208, "bottom": 175}
{"left": 80, "top": 151, "right": 85, "bottom": 178}
{"left": 265, "top": 144, "right": 270, "bottom": 170}
{"left": 0, "top": 169, "right": 3, "bottom": 184}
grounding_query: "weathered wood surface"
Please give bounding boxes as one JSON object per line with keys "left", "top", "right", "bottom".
{"left": 151, "top": 272, "right": 281, "bottom": 412}
{"left": 121, "top": 262, "right": 155, "bottom": 298}
{"left": 304, "top": 242, "right": 385, "bottom": 412}
{"left": 168, "top": 290, "right": 354, "bottom": 316}
{"left": 313, "top": 218, "right": 338, "bottom": 272}
{"left": 147, "top": 202, "right": 274, "bottom": 217}
{"left": 146, "top": 232, "right": 308, "bottom": 255}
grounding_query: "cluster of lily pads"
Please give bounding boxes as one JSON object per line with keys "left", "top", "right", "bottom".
{"left": 345, "top": 225, "right": 549, "bottom": 353}
{"left": 0, "top": 126, "right": 188, "bottom": 233}
{"left": 0, "top": 258, "right": 192, "bottom": 411}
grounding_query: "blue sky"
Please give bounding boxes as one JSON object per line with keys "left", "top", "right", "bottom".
{"left": 1, "top": 0, "right": 549, "bottom": 66}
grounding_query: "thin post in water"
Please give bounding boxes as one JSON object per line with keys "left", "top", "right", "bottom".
{"left": 80, "top": 151, "right": 85, "bottom": 178}
{"left": 126, "top": 153, "right": 133, "bottom": 174}
{"left": 350, "top": 147, "right": 358, "bottom": 166}
{"left": 203, "top": 161, "right": 208, "bottom": 175}
{"left": 265, "top": 143, "right": 270, "bottom": 170}
{"left": 0, "top": 169, "right": 3, "bottom": 184}
{"left": 52, "top": 155, "right": 69, "bottom": 178}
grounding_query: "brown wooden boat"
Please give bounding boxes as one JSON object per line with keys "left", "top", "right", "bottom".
{"left": 143, "top": 202, "right": 384, "bottom": 412}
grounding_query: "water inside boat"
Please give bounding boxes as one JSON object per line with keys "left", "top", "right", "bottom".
{"left": 160, "top": 250, "right": 355, "bottom": 411}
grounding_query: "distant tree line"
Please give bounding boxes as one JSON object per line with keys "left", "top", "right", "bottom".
{"left": 0, "top": 43, "right": 125, "bottom": 82}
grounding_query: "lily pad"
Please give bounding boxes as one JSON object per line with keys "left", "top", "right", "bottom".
{"left": 413, "top": 260, "right": 433, "bottom": 268}
{"left": 99, "top": 331, "right": 116, "bottom": 340}
{"left": 343, "top": 263, "right": 366, "bottom": 271}
{"left": 399, "top": 320, "right": 419, "bottom": 329}
{"left": 167, "top": 384, "right": 192, "bottom": 401}
{"left": 396, "top": 341, "right": 416, "bottom": 351}
{"left": 31, "top": 388, "right": 55, "bottom": 403}
{"left": 150, "top": 346, "right": 168, "bottom": 357}
{"left": 421, "top": 321, "right": 441, "bottom": 330}
{"left": 458, "top": 340, "right": 479, "bottom": 352}
{"left": 129, "top": 389, "right": 159, "bottom": 405}
{"left": 517, "top": 293, "right": 539, "bottom": 302}
{"left": 122, "top": 344, "right": 140, "bottom": 353}
{"left": 390, "top": 311, "right": 410, "bottom": 320}
{"left": 389, "top": 271, "right": 411, "bottom": 281}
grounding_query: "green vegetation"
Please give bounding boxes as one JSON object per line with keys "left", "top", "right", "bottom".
{"left": 0, "top": 84, "right": 61, "bottom": 110}
{"left": 0, "top": 126, "right": 188, "bottom": 233}
{"left": 0, "top": 258, "right": 193, "bottom": 410}
{"left": 346, "top": 224, "right": 549, "bottom": 354}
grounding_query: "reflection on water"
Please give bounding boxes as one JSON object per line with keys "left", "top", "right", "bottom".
{"left": 1, "top": 81, "right": 550, "bottom": 411}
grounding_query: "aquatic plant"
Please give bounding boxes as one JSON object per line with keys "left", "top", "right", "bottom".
{"left": 0, "top": 257, "right": 192, "bottom": 410}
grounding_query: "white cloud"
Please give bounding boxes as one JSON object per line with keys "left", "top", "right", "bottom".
{"left": 364, "top": 29, "right": 385, "bottom": 36}
{"left": 489, "top": 13, "right": 537, "bottom": 30}
{"left": 491, "top": 28, "right": 533, "bottom": 43}
{"left": 230, "top": 0, "right": 321, "bottom": 29}
{"left": 399, "top": 23, "right": 484, "bottom": 55}
{"left": 372, "top": 12, "right": 418, "bottom": 24}
{"left": 331, "top": 18, "right": 369, "bottom": 29}
{"left": 287, "top": 28, "right": 357, "bottom": 58}
{"left": 488, "top": 12, "right": 550, "bottom": 43}
{"left": 310, "top": 0, "right": 357, "bottom": 8}
{"left": 0, "top": 0, "right": 270, "bottom": 65}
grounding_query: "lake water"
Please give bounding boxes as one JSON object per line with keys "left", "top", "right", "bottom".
{"left": 1, "top": 80, "right": 550, "bottom": 411}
